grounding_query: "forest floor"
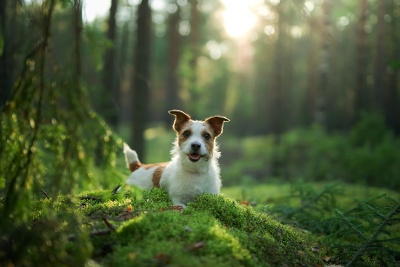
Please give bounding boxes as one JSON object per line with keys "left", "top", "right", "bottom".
{"left": 26, "top": 181, "right": 399, "bottom": 267}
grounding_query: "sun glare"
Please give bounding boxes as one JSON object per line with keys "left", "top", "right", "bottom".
{"left": 83, "top": 0, "right": 110, "bottom": 22}
{"left": 221, "top": 0, "right": 259, "bottom": 38}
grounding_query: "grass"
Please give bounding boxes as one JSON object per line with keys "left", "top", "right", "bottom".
{"left": 222, "top": 181, "right": 400, "bottom": 211}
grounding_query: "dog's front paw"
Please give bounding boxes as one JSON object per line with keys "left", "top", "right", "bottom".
{"left": 161, "top": 205, "right": 185, "bottom": 211}
{"left": 169, "top": 205, "right": 185, "bottom": 211}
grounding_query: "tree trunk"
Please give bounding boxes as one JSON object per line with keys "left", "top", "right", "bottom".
{"left": 386, "top": 1, "right": 400, "bottom": 134}
{"left": 373, "top": 0, "right": 386, "bottom": 112}
{"left": 188, "top": 0, "right": 200, "bottom": 117}
{"left": 314, "top": 0, "right": 331, "bottom": 128}
{"left": 0, "top": 0, "right": 12, "bottom": 107}
{"left": 270, "top": 3, "right": 285, "bottom": 137}
{"left": 164, "top": 3, "right": 181, "bottom": 122}
{"left": 102, "top": 0, "right": 119, "bottom": 127}
{"left": 73, "top": 0, "right": 82, "bottom": 83}
{"left": 304, "top": 23, "right": 318, "bottom": 127}
{"left": 130, "top": 0, "right": 152, "bottom": 159}
{"left": 118, "top": 21, "right": 131, "bottom": 125}
{"left": 354, "top": 0, "right": 368, "bottom": 119}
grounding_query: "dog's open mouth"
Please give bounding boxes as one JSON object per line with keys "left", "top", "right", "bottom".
{"left": 188, "top": 153, "right": 201, "bottom": 162}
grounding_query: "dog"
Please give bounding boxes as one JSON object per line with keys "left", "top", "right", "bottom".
{"left": 123, "top": 109, "right": 229, "bottom": 208}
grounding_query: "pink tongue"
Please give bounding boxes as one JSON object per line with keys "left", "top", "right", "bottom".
{"left": 189, "top": 154, "right": 201, "bottom": 161}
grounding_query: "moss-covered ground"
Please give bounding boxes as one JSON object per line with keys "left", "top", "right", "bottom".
{"left": 58, "top": 186, "right": 325, "bottom": 266}
{"left": 4, "top": 182, "right": 399, "bottom": 266}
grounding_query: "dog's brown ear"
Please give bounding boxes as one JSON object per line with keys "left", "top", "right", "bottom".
{"left": 168, "top": 110, "right": 191, "bottom": 132}
{"left": 205, "top": 115, "right": 230, "bottom": 137}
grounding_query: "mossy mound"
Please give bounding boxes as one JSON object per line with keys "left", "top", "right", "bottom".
{"left": 76, "top": 187, "right": 323, "bottom": 266}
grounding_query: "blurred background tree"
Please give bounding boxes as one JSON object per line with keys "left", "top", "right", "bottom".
{"left": 1, "top": 0, "right": 400, "bottom": 195}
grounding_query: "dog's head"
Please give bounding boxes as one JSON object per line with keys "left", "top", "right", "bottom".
{"left": 169, "top": 110, "right": 229, "bottom": 167}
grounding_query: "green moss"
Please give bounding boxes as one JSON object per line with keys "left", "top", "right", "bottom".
{"left": 82, "top": 189, "right": 322, "bottom": 266}
{"left": 12, "top": 187, "right": 324, "bottom": 266}
{"left": 188, "top": 193, "right": 322, "bottom": 266}
{"left": 111, "top": 210, "right": 255, "bottom": 267}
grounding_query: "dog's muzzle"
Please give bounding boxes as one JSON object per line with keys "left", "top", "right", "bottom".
{"left": 187, "top": 141, "right": 209, "bottom": 162}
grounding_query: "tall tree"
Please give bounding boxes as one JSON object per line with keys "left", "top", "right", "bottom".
{"left": 386, "top": 0, "right": 400, "bottom": 134}
{"left": 355, "top": 0, "right": 368, "bottom": 118}
{"left": 0, "top": 0, "right": 17, "bottom": 107}
{"left": 102, "top": 0, "right": 119, "bottom": 127}
{"left": 73, "top": 0, "right": 82, "bottom": 82}
{"left": 314, "top": 0, "right": 331, "bottom": 127}
{"left": 270, "top": 3, "right": 285, "bottom": 137}
{"left": 130, "top": 0, "right": 152, "bottom": 159}
{"left": 187, "top": 0, "right": 200, "bottom": 117}
{"left": 117, "top": 20, "right": 131, "bottom": 125}
{"left": 373, "top": 0, "right": 386, "bottom": 112}
{"left": 164, "top": 2, "right": 181, "bottom": 122}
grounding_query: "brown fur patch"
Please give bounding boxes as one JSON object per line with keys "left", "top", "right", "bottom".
{"left": 201, "top": 128, "right": 215, "bottom": 153}
{"left": 141, "top": 162, "right": 168, "bottom": 187}
{"left": 177, "top": 122, "right": 193, "bottom": 147}
{"left": 129, "top": 161, "right": 142, "bottom": 172}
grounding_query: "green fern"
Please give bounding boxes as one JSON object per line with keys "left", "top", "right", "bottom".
{"left": 271, "top": 181, "right": 341, "bottom": 233}
{"left": 326, "top": 195, "right": 400, "bottom": 266}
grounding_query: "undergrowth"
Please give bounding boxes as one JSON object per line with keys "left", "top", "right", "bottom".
{"left": 222, "top": 113, "right": 400, "bottom": 190}
{"left": 1, "top": 187, "right": 325, "bottom": 266}
{"left": 253, "top": 182, "right": 400, "bottom": 266}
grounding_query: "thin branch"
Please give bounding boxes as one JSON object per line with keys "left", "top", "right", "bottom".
{"left": 102, "top": 217, "right": 116, "bottom": 231}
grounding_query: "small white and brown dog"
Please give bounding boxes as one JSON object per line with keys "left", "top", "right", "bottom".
{"left": 123, "top": 109, "right": 229, "bottom": 208}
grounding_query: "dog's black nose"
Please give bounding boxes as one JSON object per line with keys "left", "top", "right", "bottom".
{"left": 191, "top": 142, "right": 201, "bottom": 151}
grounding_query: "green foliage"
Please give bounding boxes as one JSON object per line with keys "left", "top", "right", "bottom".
{"left": 326, "top": 195, "right": 400, "bottom": 266}
{"left": 0, "top": 196, "right": 92, "bottom": 267}
{"left": 271, "top": 182, "right": 342, "bottom": 233}
{"left": 222, "top": 114, "right": 400, "bottom": 190}
{"left": 247, "top": 182, "right": 400, "bottom": 266}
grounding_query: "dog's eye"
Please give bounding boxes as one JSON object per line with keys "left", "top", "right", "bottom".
{"left": 203, "top": 133, "right": 211, "bottom": 140}
{"left": 182, "top": 130, "right": 191, "bottom": 138}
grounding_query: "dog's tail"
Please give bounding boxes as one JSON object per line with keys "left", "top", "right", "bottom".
{"left": 123, "top": 143, "right": 141, "bottom": 172}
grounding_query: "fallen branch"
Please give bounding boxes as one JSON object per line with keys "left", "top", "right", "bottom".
{"left": 102, "top": 217, "right": 116, "bottom": 231}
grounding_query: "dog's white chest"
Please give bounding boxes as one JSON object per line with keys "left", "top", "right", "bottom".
{"left": 159, "top": 161, "right": 221, "bottom": 207}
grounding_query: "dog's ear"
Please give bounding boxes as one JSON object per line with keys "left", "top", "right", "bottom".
{"left": 168, "top": 110, "right": 191, "bottom": 132}
{"left": 205, "top": 115, "right": 230, "bottom": 137}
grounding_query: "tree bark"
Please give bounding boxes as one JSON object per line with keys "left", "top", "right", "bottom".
{"left": 73, "top": 0, "right": 82, "bottom": 83}
{"left": 188, "top": 0, "right": 200, "bottom": 117}
{"left": 354, "top": 0, "right": 368, "bottom": 118}
{"left": 386, "top": 1, "right": 400, "bottom": 134}
{"left": 102, "top": 0, "right": 119, "bottom": 127}
{"left": 164, "top": 3, "right": 181, "bottom": 122}
{"left": 130, "top": 0, "right": 152, "bottom": 159}
{"left": 271, "top": 3, "right": 285, "bottom": 137}
{"left": 314, "top": 0, "right": 331, "bottom": 128}
{"left": 373, "top": 0, "right": 386, "bottom": 112}
{"left": 0, "top": 0, "right": 12, "bottom": 108}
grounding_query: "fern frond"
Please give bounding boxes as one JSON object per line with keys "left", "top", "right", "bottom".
{"left": 345, "top": 200, "right": 400, "bottom": 267}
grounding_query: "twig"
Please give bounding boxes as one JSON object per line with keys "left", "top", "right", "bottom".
{"left": 68, "top": 229, "right": 111, "bottom": 241}
{"left": 102, "top": 217, "right": 116, "bottom": 231}
{"left": 79, "top": 196, "right": 102, "bottom": 201}
{"left": 90, "top": 228, "right": 112, "bottom": 237}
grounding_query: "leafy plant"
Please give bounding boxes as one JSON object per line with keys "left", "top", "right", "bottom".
{"left": 271, "top": 181, "right": 342, "bottom": 233}
{"left": 325, "top": 195, "right": 400, "bottom": 266}
{"left": 265, "top": 182, "right": 400, "bottom": 266}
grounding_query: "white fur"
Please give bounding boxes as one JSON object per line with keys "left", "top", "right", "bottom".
{"left": 126, "top": 166, "right": 158, "bottom": 190}
{"left": 124, "top": 121, "right": 223, "bottom": 208}
{"left": 123, "top": 143, "right": 139, "bottom": 168}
